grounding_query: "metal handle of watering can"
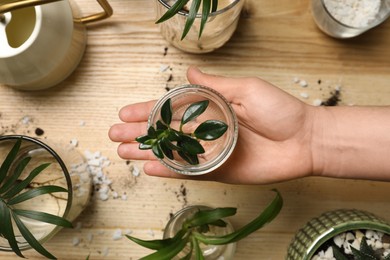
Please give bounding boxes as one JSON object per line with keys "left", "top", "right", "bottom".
{"left": 0, "top": 0, "right": 113, "bottom": 24}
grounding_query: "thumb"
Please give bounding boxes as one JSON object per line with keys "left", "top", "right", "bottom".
{"left": 186, "top": 66, "right": 243, "bottom": 102}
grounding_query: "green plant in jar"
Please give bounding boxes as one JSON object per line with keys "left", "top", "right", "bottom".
{"left": 0, "top": 138, "right": 73, "bottom": 259}
{"left": 157, "top": 0, "right": 219, "bottom": 39}
{"left": 126, "top": 190, "right": 283, "bottom": 259}
{"left": 136, "top": 98, "right": 228, "bottom": 165}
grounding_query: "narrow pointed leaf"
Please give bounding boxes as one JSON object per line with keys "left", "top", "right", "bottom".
{"left": 194, "top": 190, "right": 283, "bottom": 245}
{"left": 332, "top": 246, "right": 349, "bottom": 260}
{"left": 199, "top": 0, "right": 211, "bottom": 38}
{"left": 12, "top": 211, "right": 57, "bottom": 259}
{"left": 186, "top": 207, "right": 236, "bottom": 228}
{"left": 8, "top": 185, "right": 68, "bottom": 205}
{"left": 0, "top": 156, "right": 31, "bottom": 194}
{"left": 181, "top": 0, "right": 202, "bottom": 40}
{"left": 127, "top": 229, "right": 186, "bottom": 251}
{"left": 161, "top": 99, "right": 173, "bottom": 125}
{"left": 193, "top": 236, "right": 204, "bottom": 260}
{"left": 178, "top": 150, "right": 199, "bottom": 165}
{"left": 0, "top": 138, "right": 21, "bottom": 185}
{"left": 194, "top": 120, "right": 228, "bottom": 140}
{"left": 14, "top": 209, "right": 73, "bottom": 228}
{"left": 148, "top": 126, "right": 157, "bottom": 139}
{"left": 140, "top": 235, "right": 189, "bottom": 260}
{"left": 181, "top": 100, "right": 209, "bottom": 126}
{"left": 179, "top": 135, "right": 205, "bottom": 155}
{"left": 156, "top": 0, "right": 189, "bottom": 24}
{"left": 162, "top": 137, "right": 181, "bottom": 151}
{"left": 0, "top": 201, "right": 24, "bottom": 257}
{"left": 3, "top": 163, "right": 51, "bottom": 199}
{"left": 211, "top": 0, "right": 218, "bottom": 12}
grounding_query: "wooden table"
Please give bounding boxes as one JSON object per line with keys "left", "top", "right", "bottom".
{"left": 1, "top": 0, "right": 390, "bottom": 259}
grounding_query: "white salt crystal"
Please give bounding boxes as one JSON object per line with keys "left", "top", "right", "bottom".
{"left": 299, "top": 80, "right": 308, "bottom": 87}
{"left": 70, "top": 139, "right": 78, "bottom": 147}
{"left": 293, "top": 77, "right": 300, "bottom": 83}
{"left": 112, "top": 191, "right": 119, "bottom": 199}
{"left": 99, "top": 193, "right": 109, "bottom": 201}
{"left": 160, "top": 64, "right": 170, "bottom": 72}
{"left": 112, "top": 229, "right": 122, "bottom": 240}
{"left": 121, "top": 193, "right": 128, "bottom": 201}
{"left": 132, "top": 165, "right": 140, "bottom": 177}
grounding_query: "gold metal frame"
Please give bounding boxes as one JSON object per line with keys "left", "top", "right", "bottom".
{"left": 0, "top": 0, "right": 113, "bottom": 24}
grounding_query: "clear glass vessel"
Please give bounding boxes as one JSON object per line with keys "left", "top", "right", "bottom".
{"left": 0, "top": 135, "right": 92, "bottom": 251}
{"left": 155, "top": 0, "right": 244, "bottom": 53}
{"left": 148, "top": 84, "right": 238, "bottom": 175}
{"left": 311, "top": 0, "right": 390, "bottom": 38}
{"left": 163, "top": 205, "right": 236, "bottom": 260}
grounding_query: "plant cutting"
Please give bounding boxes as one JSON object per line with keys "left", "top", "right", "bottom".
{"left": 157, "top": 0, "right": 219, "bottom": 40}
{"left": 287, "top": 209, "right": 390, "bottom": 260}
{"left": 0, "top": 137, "right": 73, "bottom": 259}
{"left": 155, "top": 0, "right": 244, "bottom": 53}
{"left": 138, "top": 84, "right": 238, "bottom": 175}
{"left": 136, "top": 98, "right": 228, "bottom": 165}
{"left": 127, "top": 189, "right": 283, "bottom": 259}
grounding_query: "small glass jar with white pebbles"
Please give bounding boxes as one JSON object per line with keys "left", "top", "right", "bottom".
{"left": 140, "top": 84, "right": 238, "bottom": 176}
{"left": 311, "top": 0, "right": 390, "bottom": 38}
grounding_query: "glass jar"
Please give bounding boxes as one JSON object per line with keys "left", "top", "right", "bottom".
{"left": 148, "top": 84, "right": 238, "bottom": 175}
{"left": 163, "top": 205, "right": 236, "bottom": 260}
{"left": 0, "top": 135, "right": 91, "bottom": 252}
{"left": 311, "top": 0, "right": 390, "bottom": 38}
{"left": 155, "top": 0, "right": 245, "bottom": 53}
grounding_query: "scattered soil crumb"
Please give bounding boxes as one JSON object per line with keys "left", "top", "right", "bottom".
{"left": 321, "top": 89, "right": 341, "bottom": 106}
{"left": 35, "top": 127, "right": 44, "bottom": 136}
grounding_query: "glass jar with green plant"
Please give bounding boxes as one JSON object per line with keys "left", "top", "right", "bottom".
{"left": 127, "top": 189, "right": 283, "bottom": 259}
{"left": 0, "top": 135, "right": 92, "bottom": 258}
{"left": 136, "top": 84, "right": 238, "bottom": 175}
{"left": 156, "top": 0, "right": 245, "bottom": 53}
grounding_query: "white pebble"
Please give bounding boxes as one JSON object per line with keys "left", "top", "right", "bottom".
{"left": 99, "top": 193, "right": 109, "bottom": 201}
{"left": 313, "top": 99, "right": 323, "bottom": 106}
{"left": 70, "top": 139, "right": 78, "bottom": 147}
{"left": 121, "top": 193, "right": 128, "bottom": 201}
{"left": 333, "top": 234, "right": 344, "bottom": 247}
{"left": 132, "top": 165, "right": 140, "bottom": 177}
{"left": 300, "top": 92, "right": 309, "bottom": 99}
{"left": 299, "top": 80, "right": 308, "bottom": 87}
{"left": 293, "top": 77, "right": 300, "bottom": 83}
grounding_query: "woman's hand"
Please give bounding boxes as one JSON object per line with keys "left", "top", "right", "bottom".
{"left": 109, "top": 67, "right": 316, "bottom": 184}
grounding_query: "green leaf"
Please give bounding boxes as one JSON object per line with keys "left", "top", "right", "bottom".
{"left": 199, "top": 0, "right": 211, "bottom": 38}
{"left": 127, "top": 229, "right": 186, "bottom": 251}
{"left": 193, "top": 236, "right": 204, "bottom": 260}
{"left": 181, "top": 100, "right": 209, "bottom": 126}
{"left": 148, "top": 126, "right": 158, "bottom": 139}
{"left": 0, "top": 156, "right": 31, "bottom": 194}
{"left": 139, "top": 143, "right": 153, "bottom": 150}
{"left": 186, "top": 207, "right": 236, "bottom": 228}
{"left": 152, "top": 144, "right": 164, "bottom": 159}
{"left": 156, "top": 0, "right": 189, "bottom": 24}
{"left": 194, "top": 190, "right": 283, "bottom": 245}
{"left": 161, "top": 99, "right": 173, "bottom": 126}
{"left": 11, "top": 211, "right": 57, "bottom": 259}
{"left": 14, "top": 209, "right": 73, "bottom": 228}
{"left": 332, "top": 245, "right": 349, "bottom": 260}
{"left": 3, "top": 163, "right": 51, "bottom": 199}
{"left": 140, "top": 234, "right": 189, "bottom": 260}
{"left": 0, "top": 138, "right": 21, "bottom": 185}
{"left": 0, "top": 201, "right": 24, "bottom": 257}
{"left": 8, "top": 185, "right": 68, "bottom": 205}
{"left": 159, "top": 140, "right": 174, "bottom": 160}
{"left": 136, "top": 134, "right": 152, "bottom": 144}
{"left": 181, "top": 0, "right": 202, "bottom": 40}
{"left": 156, "top": 120, "right": 168, "bottom": 131}
{"left": 351, "top": 237, "right": 377, "bottom": 260}
{"left": 194, "top": 120, "right": 228, "bottom": 141}
{"left": 162, "top": 137, "right": 181, "bottom": 151}
{"left": 211, "top": 0, "right": 218, "bottom": 12}
{"left": 178, "top": 150, "right": 199, "bottom": 165}
{"left": 178, "top": 135, "right": 205, "bottom": 155}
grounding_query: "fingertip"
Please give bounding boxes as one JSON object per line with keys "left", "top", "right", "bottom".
{"left": 144, "top": 162, "right": 185, "bottom": 179}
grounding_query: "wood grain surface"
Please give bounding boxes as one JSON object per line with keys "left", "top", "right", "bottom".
{"left": 1, "top": 0, "right": 390, "bottom": 259}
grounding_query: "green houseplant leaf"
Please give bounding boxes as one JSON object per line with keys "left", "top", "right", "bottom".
{"left": 127, "top": 190, "right": 283, "bottom": 259}
{"left": 0, "top": 137, "right": 73, "bottom": 259}
{"left": 137, "top": 98, "right": 228, "bottom": 165}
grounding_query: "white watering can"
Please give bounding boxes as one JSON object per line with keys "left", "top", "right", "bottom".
{"left": 0, "top": 0, "right": 112, "bottom": 90}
